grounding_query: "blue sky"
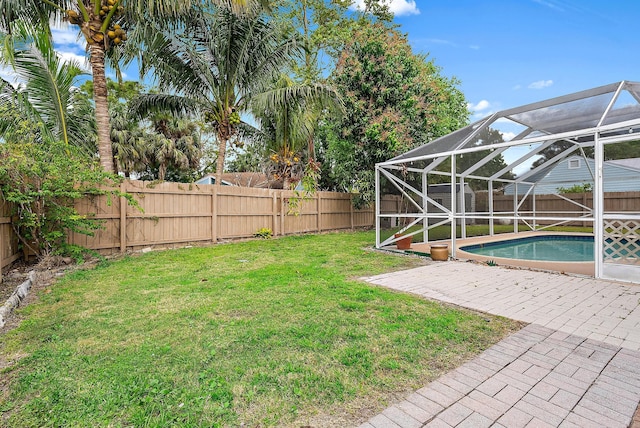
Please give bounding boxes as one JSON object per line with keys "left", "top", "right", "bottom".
{"left": 391, "top": 0, "right": 639, "bottom": 127}
{"left": 3, "top": 0, "right": 636, "bottom": 147}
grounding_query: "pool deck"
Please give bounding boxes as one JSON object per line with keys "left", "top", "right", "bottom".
{"left": 406, "top": 231, "right": 595, "bottom": 276}
{"left": 358, "top": 261, "right": 640, "bottom": 428}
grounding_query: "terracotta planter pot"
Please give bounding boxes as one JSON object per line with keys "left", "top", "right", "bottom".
{"left": 394, "top": 234, "right": 412, "bottom": 250}
{"left": 430, "top": 244, "right": 449, "bottom": 261}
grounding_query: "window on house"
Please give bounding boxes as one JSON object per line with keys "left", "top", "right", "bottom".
{"left": 568, "top": 159, "right": 580, "bottom": 169}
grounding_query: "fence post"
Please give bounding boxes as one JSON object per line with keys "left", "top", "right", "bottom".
{"left": 0, "top": 214, "right": 3, "bottom": 283}
{"left": 317, "top": 192, "right": 321, "bottom": 232}
{"left": 120, "top": 181, "right": 127, "bottom": 252}
{"left": 211, "top": 186, "right": 218, "bottom": 242}
{"left": 272, "top": 191, "right": 278, "bottom": 237}
{"left": 280, "top": 191, "right": 286, "bottom": 236}
{"left": 350, "top": 195, "right": 354, "bottom": 229}
{"left": 583, "top": 192, "right": 588, "bottom": 228}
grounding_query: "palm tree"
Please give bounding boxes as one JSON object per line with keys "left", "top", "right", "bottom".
{"left": 147, "top": 114, "right": 202, "bottom": 182}
{"left": 0, "top": 0, "right": 266, "bottom": 173}
{"left": 109, "top": 106, "right": 147, "bottom": 176}
{"left": 131, "top": 7, "right": 317, "bottom": 186}
{"left": 251, "top": 74, "right": 343, "bottom": 189}
{"left": 0, "top": 22, "right": 94, "bottom": 150}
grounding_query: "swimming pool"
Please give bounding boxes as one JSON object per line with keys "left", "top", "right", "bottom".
{"left": 461, "top": 235, "right": 594, "bottom": 262}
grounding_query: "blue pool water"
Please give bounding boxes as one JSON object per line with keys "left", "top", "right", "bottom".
{"left": 461, "top": 235, "right": 594, "bottom": 262}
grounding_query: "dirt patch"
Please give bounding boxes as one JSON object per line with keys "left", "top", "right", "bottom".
{"left": 0, "top": 262, "right": 35, "bottom": 303}
{"left": 0, "top": 257, "right": 81, "bottom": 336}
{"left": 632, "top": 402, "right": 640, "bottom": 428}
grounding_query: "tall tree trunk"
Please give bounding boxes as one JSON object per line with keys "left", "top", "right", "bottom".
{"left": 215, "top": 135, "right": 227, "bottom": 186}
{"left": 89, "top": 44, "right": 115, "bottom": 173}
{"left": 307, "top": 136, "right": 315, "bottom": 161}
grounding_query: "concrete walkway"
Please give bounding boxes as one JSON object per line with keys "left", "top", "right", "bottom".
{"left": 359, "top": 262, "right": 640, "bottom": 427}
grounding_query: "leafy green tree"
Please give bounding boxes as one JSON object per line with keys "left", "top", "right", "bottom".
{"left": 454, "top": 127, "right": 514, "bottom": 189}
{"left": 0, "top": 134, "right": 124, "bottom": 259}
{"left": 0, "top": 22, "right": 95, "bottom": 151}
{"left": 531, "top": 140, "right": 591, "bottom": 169}
{"left": 131, "top": 7, "right": 310, "bottom": 186}
{"left": 319, "top": 23, "right": 469, "bottom": 206}
{"left": 80, "top": 79, "right": 150, "bottom": 176}
{"left": 271, "top": 0, "right": 392, "bottom": 82}
{"left": 0, "top": 72, "right": 127, "bottom": 260}
{"left": 605, "top": 141, "right": 640, "bottom": 160}
{"left": 226, "top": 138, "right": 266, "bottom": 173}
{"left": 0, "top": 103, "right": 41, "bottom": 144}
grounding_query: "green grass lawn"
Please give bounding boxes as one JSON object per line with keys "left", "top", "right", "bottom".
{"left": 0, "top": 231, "right": 521, "bottom": 427}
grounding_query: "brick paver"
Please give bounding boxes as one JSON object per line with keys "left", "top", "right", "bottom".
{"left": 357, "top": 262, "right": 640, "bottom": 427}
{"left": 365, "top": 262, "right": 640, "bottom": 350}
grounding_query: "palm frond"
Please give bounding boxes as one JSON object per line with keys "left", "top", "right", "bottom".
{"left": 0, "top": 0, "right": 59, "bottom": 34}
{"left": 129, "top": 93, "right": 200, "bottom": 119}
{"left": 2, "top": 21, "right": 89, "bottom": 146}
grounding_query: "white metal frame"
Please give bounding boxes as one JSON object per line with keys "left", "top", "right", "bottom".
{"left": 375, "top": 81, "right": 640, "bottom": 283}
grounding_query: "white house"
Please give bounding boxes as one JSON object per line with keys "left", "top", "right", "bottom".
{"left": 504, "top": 156, "right": 640, "bottom": 195}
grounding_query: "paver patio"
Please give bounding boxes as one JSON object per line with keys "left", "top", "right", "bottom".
{"left": 359, "top": 262, "right": 640, "bottom": 427}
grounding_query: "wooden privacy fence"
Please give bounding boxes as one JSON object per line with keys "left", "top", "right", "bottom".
{"left": 475, "top": 191, "right": 640, "bottom": 226}
{"left": 0, "top": 196, "right": 20, "bottom": 276}
{"left": 66, "top": 180, "right": 376, "bottom": 254}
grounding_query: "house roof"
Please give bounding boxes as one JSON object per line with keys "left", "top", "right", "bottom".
{"left": 428, "top": 184, "right": 469, "bottom": 194}
{"left": 197, "top": 172, "right": 281, "bottom": 188}
{"left": 219, "top": 172, "right": 271, "bottom": 188}
{"left": 516, "top": 156, "right": 640, "bottom": 183}
{"left": 195, "top": 175, "right": 233, "bottom": 186}
{"left": 607, "top": 157, "right": 640, "bottom": 171}
{"left": 504, "top": 155, "right": 640, "bottom": 194}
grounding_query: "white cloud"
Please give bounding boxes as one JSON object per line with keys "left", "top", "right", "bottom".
{"left": 1, "top": 24, "right": 90, "bottom": 89}
{"left": 528, "top": 79, "right": 553, "bottom": 89}
{"left": 49, "top": 24, "right": 91, "bottom": 72}
{"left": 468, "top": 99, "right": 491, "bottom": 112}
{"left": 351, "top": 0, "right": 420, "bottom": 16}
{"left": 512, "top": 84, "right": 522, "bottom": 90}
{"left": 501, "top": 131, "right": 516, "bottom": 141}
{"left": 57, "top": 50, "right": 90, "bottom": 72}
{"left": 469, "top": 45, "right": 480, "bottom": 50}
{"left": 52, "top": 26, "right": 83, "bottom": 48}
{"left": 532, "top": 0, "right": 564, "bottom": 12}
{"left": 0, "top": 65, "right": 19, "bottom": 86}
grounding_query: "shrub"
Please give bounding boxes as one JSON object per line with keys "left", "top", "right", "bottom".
{"left": 557, "top": 183, "right": 592, "bottom": 193}
{"left": 0, "top": 139, "right": 132, "bottom": 259}
{"left": 254, "top": 227, "right": 273, "bottom": 239}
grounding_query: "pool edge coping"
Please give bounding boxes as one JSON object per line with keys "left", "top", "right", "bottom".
{"left": 412, "top": 231, "right": 595, "bottom": 276}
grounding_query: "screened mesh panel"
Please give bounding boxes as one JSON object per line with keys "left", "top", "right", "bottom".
{"left": 385, "top": 81, "right": 640, "bottom": 168}
{"left": 390, "top": 118, "right": 489, "bottom": 161}
{"left": 507, "top": 93, "right": 613, "bottom": 135}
